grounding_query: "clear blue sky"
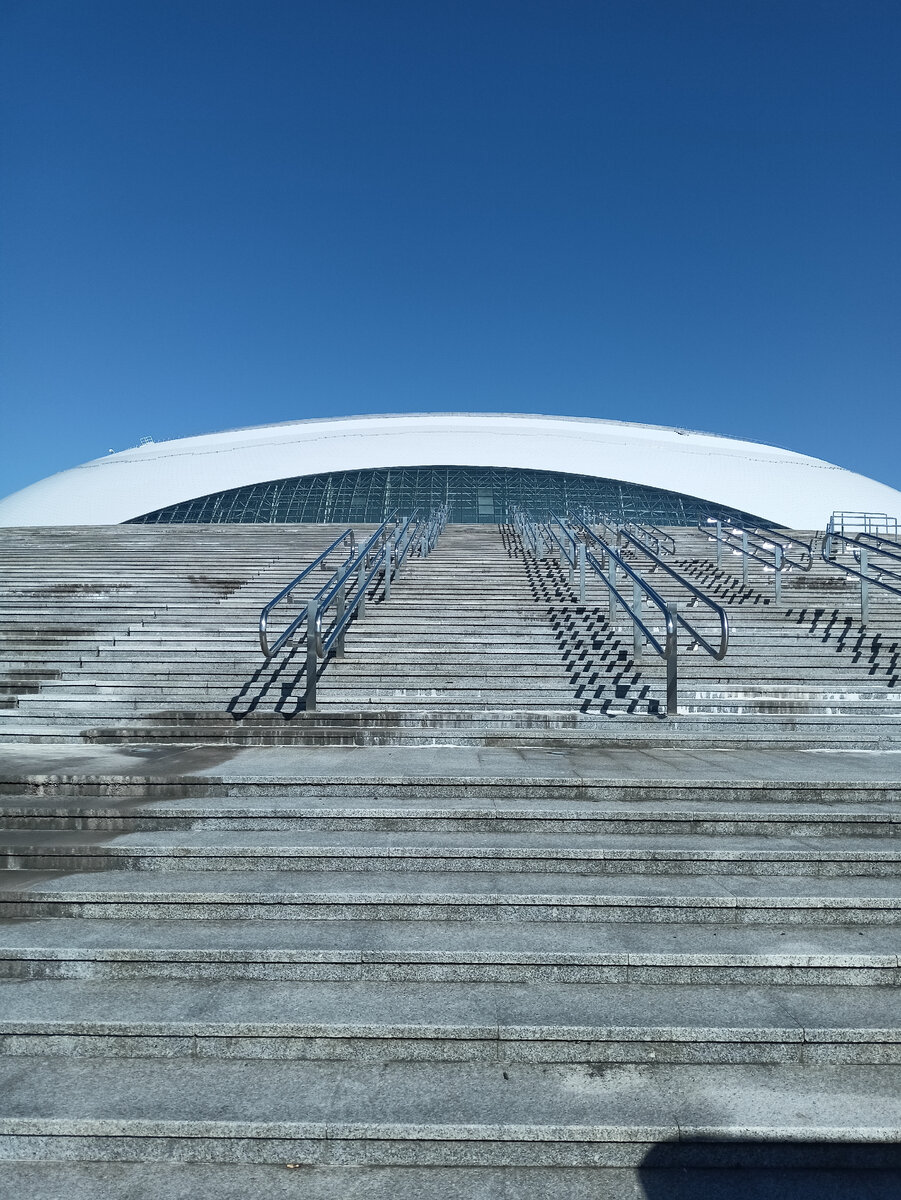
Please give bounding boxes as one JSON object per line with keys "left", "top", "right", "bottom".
{"left": 2, "top": 0, "right": 899, "bottom": 497}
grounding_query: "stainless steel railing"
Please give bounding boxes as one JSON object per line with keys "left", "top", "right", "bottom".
{"left": 284, "top": 507, "right": 446, "bottom": 710}
{"left": 699, "top": 517, "right": 812, "bottom": 601}
{"left": 853, "top": 530, "right": 901, "bottom": 559}
{"left": 830, "top": 510, "right": 899, "bottom": 537}
{"left": 611, "top": 526, "right": 729, "bottom": 661}
{"left": 513, "top": 509, "right": 680, "bottom": 714}
{"left": 259, "top": 528, "right": 357, "bottom": 658}
{"left": 822, "top": 521, "right": 901, "bottom": 623}
{"left": 621, "top": 519, "right": 676, "bottom": 557}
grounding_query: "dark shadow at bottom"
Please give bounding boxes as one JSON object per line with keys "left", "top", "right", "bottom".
{"left": 639, "top": 1141, "right": 901, "bottom": 1199}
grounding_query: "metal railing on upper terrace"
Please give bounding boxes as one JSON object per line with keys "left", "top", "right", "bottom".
{"left": 830, "top": 511, "right": 899, "bottom": 537}
{"left": 259, "top": 507, "right": 447, "bottom": 709}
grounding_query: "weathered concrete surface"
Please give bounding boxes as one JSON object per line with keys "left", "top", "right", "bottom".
{"left": 0, "top": 737, "right": 899, "bottom": 1189}
{"left": 2, "top": 1162, "right": 900, "bottom": 1199}
{"left": 1, "top": 741, "right": 901, "bottom": 785}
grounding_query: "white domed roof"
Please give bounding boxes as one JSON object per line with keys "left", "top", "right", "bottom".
{"left": 1, "top": 411, "right": 898, "bottom": 528}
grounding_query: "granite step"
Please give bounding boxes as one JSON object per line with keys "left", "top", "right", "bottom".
{"left": 0, "top": 978, "right": 898, "bottom": 1065}
{"left": 2, "top": 793, "right": 897, "bottom": 837}
{"left": 1, "top": 869, "right": 897, "bottom": 924}
{"left": 4, "top": 1162, "right": 899, "bottom": 1200}
{"left": 2, "top": 829, "right": 899, "bottom": 876}
{"left": 0, "top": 917, "right": 897, "bottom": 985}
{"left": 0, "top": 1057, "right": 899, "bottom": 1167}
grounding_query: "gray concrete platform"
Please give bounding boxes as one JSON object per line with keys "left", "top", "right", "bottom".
{"left": 2, "top": 1162, "right": 899, "bottom": 1198}
{"left": 2, "top": 742, "right": 901, "bottom": 785}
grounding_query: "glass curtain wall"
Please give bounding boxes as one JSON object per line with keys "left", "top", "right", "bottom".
{"left": 128, "top": 465, "right": 765, "bottom": 527}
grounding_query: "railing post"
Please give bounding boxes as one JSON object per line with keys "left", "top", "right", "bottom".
{"left": 860, "top": 547, "right": 869, "bottom": 624}
{"left": 632, "top": 577, "right": 643, "bottom": 662}
{"left": 741, "top": 531, "right": 748, "bottom": 587}
{"left": 578, "top": 541, "right": 586, "bottom": 604}
{"left": 335, "top": 582, "right": 347, "bottom": 658}
{"left": 715, "top": 520, "right": 722, "bottom": 567}
{"left": 666, "top": 601, "right": 678, "bottom": 716}
{"left": 384, "top": 543, "right": 392, "bottom": 601}
{"left": 305, "top": 599, "right": 318, "bottom": 711}
{"left": 609, "top": 559, "right": 618, "bottom": 620}
{"left": 357, "top": 562, "right": 367, "bottom": 617}
{"left": 773, "top": 544, "right": 782, "bottom": 604}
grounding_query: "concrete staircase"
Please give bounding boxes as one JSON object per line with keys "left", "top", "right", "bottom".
{"left": 0, "top": 524, "right": 371, "bottom": 743}
{"left": 658, "top": 526, "right": 901, "bottom": 715}
{"left": 1, "top": 522, "right": 899, "bottom": 748}
{"left": 0, "top": 742, "right": 899, "bottom": 1193}
{"left": 1, "top": 522, "right": 900, "bottom": 1191}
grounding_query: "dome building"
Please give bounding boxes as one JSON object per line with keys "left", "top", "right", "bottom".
{"left": 1, "top": 411, "right": 898, "bottom": 529}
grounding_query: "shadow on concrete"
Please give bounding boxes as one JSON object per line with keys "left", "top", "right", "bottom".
{"left": 638, "top": 1140, "right": 901, "bottom": 1199}
{"left": 226, "top": 641, "right": 315, "bottom": 719}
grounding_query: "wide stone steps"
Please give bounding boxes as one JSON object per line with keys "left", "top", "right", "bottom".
{"left": 4, "top": 1161, "right": 897, "bottom": 1197}
{"left": 8, "top": 719, "right": 901, "bottom": 751}
{"left": 3, "top": 792, "right": 896, "bottom": 835}
{"left": 2, "top": 916, "right": 897, "bottom": 986}
{"left": 2, "top": 828, "right": 898, "bottom": 875}
{"left": 0, "top": 977, "right": 898, "bottom": 1065}
{"left": 0, "top": 738, "right": 898, "bottom": 1179}
{"left": 3, "top": 520, "right": 900, "bottom": 736}
{"left": 1, "top": 1057, "right": 899, "bottom": 1169}
{"left": 3, "top": 867, "right": 898, "bottom": 923}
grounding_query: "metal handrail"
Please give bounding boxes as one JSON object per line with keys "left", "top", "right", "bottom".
{"left": 569, "top": 520, "right": 675, "bottom": 647}
{"left": 259, "top": 528, "right": 356, "bottom": 657}
{"left": 613, "top": 527, "right": 729, "bottom": 660}
{"left": 513, "top": 508, "right": 680, "bottom": 714}
{"left": 699, "top": 517, "right": 812, "bottom": 601}
{"left": 622, "top": 520, "right": 676, "bottom": 557}
{"left": 303, "top": 508, "right": 445, "bottom": 709}
{"left": 260, "top": 511, "right": 400, "bottom": 661}
{"left": 701, "top": 518, "right": 812, "bottom": 571}
{"left": 311, "top": 510, "right": 408, "bottom": 657}
{"left": 590, "top": 511, "right": 621, "bottom": 540}
{"left": 822, "top": 527, "right": 901, "bottom": 622}
{"left": 827, "top": 528, "right": 901, "bottom": 581}
{"left": 418, "top": 505, "right": 448, "bottom": 556}
{"left": 854, "top": 531, "right": 901, "bottom": 559}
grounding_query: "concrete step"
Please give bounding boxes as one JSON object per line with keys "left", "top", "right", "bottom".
{"left": 3, "top": 793, "right": 897, "bottom": 836}
{"left": 2, "top": 751, "right": 897, "bottom": 802}
{"left": 0, "top": 978, "right": 899, "bottom": 1065}
{"left": 1, "top": 868, "right": 897, "bottom": 923}
{"left": 5, "top": 726, "right": 900, "bottom": 749}
{"left": 1, "top": 917, "right": 897, "bottom": 985}
{"left": 5, "top": 710, "right": 900, "bottom": 737}
{"left": 5, "top": 1162, "right": 901, "bottom": 1199}
{"left": 2, "top": 829, "right": 900, "bottom": 876}
{"left": 0, "top": 1056, "right": 899, "bottom": 1167}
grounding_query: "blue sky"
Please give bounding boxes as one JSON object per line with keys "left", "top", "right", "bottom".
{"left": 2, "top": 0, "right": 899, "bottom": 497}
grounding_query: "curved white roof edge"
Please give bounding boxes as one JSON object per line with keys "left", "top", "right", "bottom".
{"left": 1, "top": 411, "right": 899, "bottom": 529}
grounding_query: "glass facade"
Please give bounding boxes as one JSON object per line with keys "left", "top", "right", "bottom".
{"left": 128, "top": 465, "right": 766, "bottom": 527}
